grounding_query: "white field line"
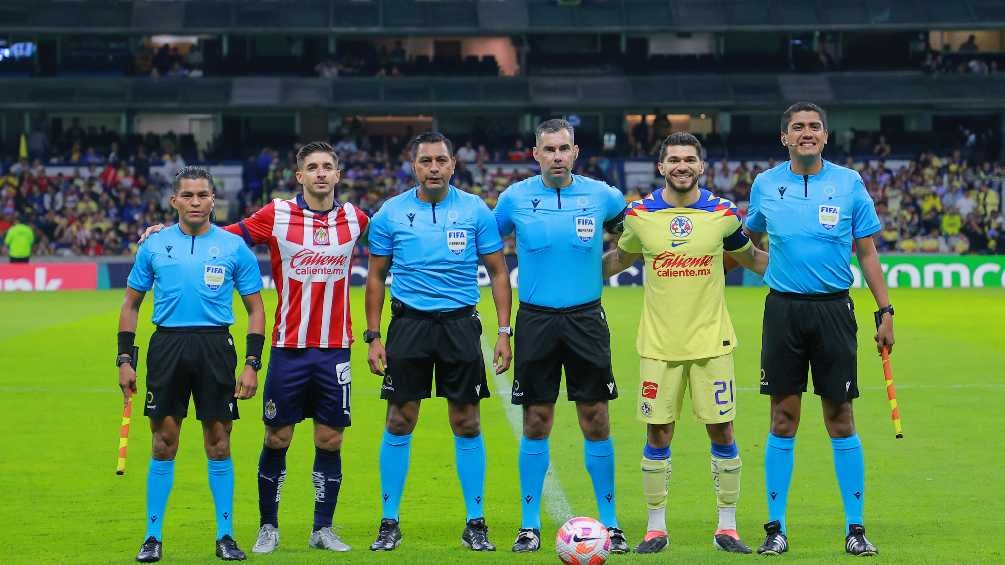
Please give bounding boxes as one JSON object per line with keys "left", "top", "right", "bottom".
{"left": 482, "top": 339, "right": 574, "bottom": 525}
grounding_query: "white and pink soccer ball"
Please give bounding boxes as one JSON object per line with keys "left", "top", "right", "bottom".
{"left": 555, "top": 516, "right": 611, "bottom": 565}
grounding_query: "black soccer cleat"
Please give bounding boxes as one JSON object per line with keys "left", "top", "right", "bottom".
{"left": 215, "top": 535, "right": 246, "bottom": 561}
{"left": 757, "top": 520, "right": 789, "bottom": 556}
{"left": 608, "top": 527, "right": 629, "bottom": 554}
{"left": 845, "top": 524, "right": 878, "bottom": 556}
{"left": 713, "top": 529, "right": 753, "bottom": 554}
{"left": 135, "top": 536, "right": 162, "bottom": 562}
{"left": 370, "top": 518, "right": 402, "bottom": 551}
{"left": 511, "top": 528, "right": 541, "bottom": 552}
{"left": 462, "top": 517, "right": 496, "bottom": 551}
{"left": 635, "top": 531, "right": 669, "bottom": 554}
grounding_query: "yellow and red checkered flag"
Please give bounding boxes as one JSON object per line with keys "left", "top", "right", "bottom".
{"left": 116, "top": 396, "right": 133, "bottom": 475}
{"left": 880, "top": 347, "right": 903, "bottom": 439}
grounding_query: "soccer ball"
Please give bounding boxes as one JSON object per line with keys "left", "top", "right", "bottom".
{"left": 555, "top": 516, "right": 611, "bottom": 565}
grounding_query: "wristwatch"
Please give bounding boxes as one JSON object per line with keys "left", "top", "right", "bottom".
{"left": 877, "top": 305, "right": 895, "bottom": 318}
{"left": 115, "top": 353, "right": 133, "bottom": 368}
{"left": 498, "top": 326, "right": 513, "bottom": 336}
{"left": 245, "top": 357, "right": 262, "bottom": 371}
{"left": 363, "top": 329, "right": 381, "bottom": 343}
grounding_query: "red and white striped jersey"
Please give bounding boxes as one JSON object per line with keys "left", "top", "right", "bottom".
{"left": 226, "top": 195, "right": 369, "bottom": 349}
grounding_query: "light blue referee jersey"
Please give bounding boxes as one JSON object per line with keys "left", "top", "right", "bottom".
{"left": 128, "top": 224, "right": 262, "bottom": 326}
{"left": 368, "top": 185, "right": 503, "bottom": 311}
{"left": 494, "top": 174, "right": 626, "bottom": 308}
{"left": 745, "top": 160, "right": 881, "bottom": 294}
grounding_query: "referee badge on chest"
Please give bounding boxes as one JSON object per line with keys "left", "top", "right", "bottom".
{"left": 818, "top": 205, "right": 840, "bottom": 230}
{"left": 447, "top": 229, "right": 467, "bottom": 254}
{"left": 204, "top": 264, "right": 225, "bottom": 290}
{"left": 575, "top": 216, "right": 596, "bottom": 242}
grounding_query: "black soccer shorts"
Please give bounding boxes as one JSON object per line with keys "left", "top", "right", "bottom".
{"left": 144, "top": 327, "right": 240, "bottom": 421}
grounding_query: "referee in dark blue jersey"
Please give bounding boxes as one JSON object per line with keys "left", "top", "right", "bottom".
{"left": 744, "top": 103, "right": 895, "bottom": 557}
{"left": 118, "top": 167, "right": 266, "bottom": 562}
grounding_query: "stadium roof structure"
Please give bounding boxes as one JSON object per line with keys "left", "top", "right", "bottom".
{"left": 3, "top": 71, "right": 1004, "bottom": 110}
{"left": 1, "top": 0, "right": 1004, "bottom": 34}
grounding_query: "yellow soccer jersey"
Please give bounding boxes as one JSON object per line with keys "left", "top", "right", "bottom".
{"left": 618, "top": 188, "right": 751, "bottom": 361}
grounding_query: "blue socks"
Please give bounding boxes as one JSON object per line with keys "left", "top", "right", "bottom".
{"left": 312, "top": 448, "right": 343, "bottom": 531}
{"left": 454, "top": 434, "right": 487, "bottom": 521}
{"left": 258, "top": 445, "right": 288, "bottom": 527}
{"left": 380, "top": 430, "right": 412, "bottom": 521}
{"left": 832, "top": 434, "right": 865, "bottom": 531}
{"left": 519, "top": 436, "right": 550, "bottom": 529}
{"left": 207, "top": 458, "right": 235, "bottom": 540}
{"left": 584, "top": 438, "right": 618, "bottom": 528}
{"left": 145, "top": 458, "right": 175, "bottom": 541}
{"left": 765, "top": 433, "right": 795, "bottom": 534}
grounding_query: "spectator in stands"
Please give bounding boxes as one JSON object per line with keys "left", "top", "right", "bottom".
{"left": 872, "top": 136, "right": 892, "bottom": 157}
{"left": 507, "top": 139, "right": 531, "bottom": 162}
{"left": 962, "top": 214, "right": 990, "bottom": 253}
{"left": 456, "top": 141, "right": 477, "bottom": 164}
{"left": 3, "top": 213, "right": 34, "bottom": 262}
{"left": 959, "top": 35, "right": 979, "bottom": 53}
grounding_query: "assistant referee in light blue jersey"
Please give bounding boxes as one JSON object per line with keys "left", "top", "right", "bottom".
{"left": 364, "top": 132, "right": 513, "bottom": 553}
{"left": 117, "top": 167, "right": 266, "bottom": 562}
{"left": 494, "top": 119, "right": 630, "bottom": 554}
{"left": 744, "top": 103, "right": 895, "bottom": 557}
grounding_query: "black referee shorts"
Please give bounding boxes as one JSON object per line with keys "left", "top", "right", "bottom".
{"left": 512, "top": 299, "right": 618, "bottom": 405}
{"left": 380, "top": 299, "right": 489, "bottom": 404}
{"left": 144, "top": 327, "right": 239, "bottom": 421}
{"left": 759, "top": 289, "right": 859, "bottom": 402}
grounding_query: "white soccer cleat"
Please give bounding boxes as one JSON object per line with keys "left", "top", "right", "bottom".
{"left": 309, "top": 526, "right": 351, "bottom": 552}
{"left": 252, "top": 524, "right": 280, "bottom": 554}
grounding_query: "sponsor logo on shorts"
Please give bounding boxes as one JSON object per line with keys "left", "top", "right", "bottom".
{"left": 718, "top": 407, "right": 734, "bottom": 416}
{"left": 447, "top": 230, "right": 468, "bottom": 254}
{"left": 382, "top": 374, "right": 394, "bottom": 392}
{"left": 640, "top": 400, "right": 653, "bottom": 418}
{"left": 336, "top": 361, "right": 352, "bottom": 385}
{"left": 512, "top": 379, "right": 523, "bottom": 397}
{"left": 145, "top": 391, "right": 156, "bottom": 410}
{"left": 760, "top": 369, "right": 768, "bottom": 387}
{"left": 265, "top": 399, "right": 277, "bottom": 419}
{"left": 607, "top": 382, "right": 616, "bottom": 394}
{"left": 575, "top": 216, "right": 596, "bottom": 242}
{"left": 204, "top": 264, "right": 225, "bottom": 290}
{"left": 475, "top": 384, "right": 482, "bottom": 395}
{"left": 819, "top": 205, "right": 840, "bottom": 230}
{"left": 641, "top": 380, "right": 659, "bottom": 399}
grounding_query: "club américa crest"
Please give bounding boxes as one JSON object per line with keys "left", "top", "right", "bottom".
{"left": 668, "top": 215, "right": 693, "bottom": 238}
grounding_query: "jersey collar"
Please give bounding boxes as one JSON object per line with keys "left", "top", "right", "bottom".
{"left": 296, "top": 193, "right": 338, "bottom": 215}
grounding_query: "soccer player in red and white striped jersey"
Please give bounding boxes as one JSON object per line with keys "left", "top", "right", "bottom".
{"left": 238, "top": 142, "right": 367, "bottom": 554}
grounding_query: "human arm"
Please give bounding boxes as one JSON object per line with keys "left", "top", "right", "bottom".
{"left": 726, "top": 244, "right": 768, "bottom": 275}
{"left": 855, "top": 236, "right": 894, "bottom": 354}
{"left": 481, "top": 250, "right": 512, "bottom": 374}
{"left": 602, "top": 246, "right": 642, "bottom": 278}
{"left": 116, "top": 287, "right": 146, "bottom": 402}
{"left": 236, "top": 291, "right": 266, "bottom": 400}
{"left": 365, "top": 254, "right": 391, "bottom": 375}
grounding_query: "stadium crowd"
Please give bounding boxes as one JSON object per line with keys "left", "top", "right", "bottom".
{"left": 2, "top": 134, "right": 1003, "bottom": 258}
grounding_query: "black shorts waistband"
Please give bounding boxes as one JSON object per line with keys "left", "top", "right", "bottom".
{"left": 769, "top": 289, "right": 849, "bottom": 301}
{"left": 155, "top": 326, "right": 229, "bottom": 334}
{"left": 391, "top": 298, "right": 476, "bottom": 320}
{"left": 520, "top": 299, "right": 602, "bottom": 314}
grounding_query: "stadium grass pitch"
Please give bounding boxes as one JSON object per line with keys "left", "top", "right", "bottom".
{"left": 1, "top": 286, "right": 1003, "bottom": 564}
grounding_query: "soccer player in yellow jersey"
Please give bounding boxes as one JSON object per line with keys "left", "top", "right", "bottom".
{"left": 603, "top": 132, "right": 767, "bottom": 554}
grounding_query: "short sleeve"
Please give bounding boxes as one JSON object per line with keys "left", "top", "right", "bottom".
{"left": 722, "top": 203, "right": 751, "bottom": 252}
{"left": 476, "top": 200, "right": 504, "bottom": 255}
{"left": 745, "top": 176, "right": 767, "bottom": 233}
{"left": 617, "top": 210, "right": 644, "bottom": 254}
{"left": 605, "top": 184, "right": 627, "bottom": 220}
{"left": 234, "top": 201, "right": 277, "bottom": 245}
{"left": 126, "top": 241, "right": 154, "bottom": 292}
{"left": 852, "top": 175, "right": 882, "bottom": 239}
{"left": 367, "top": 206, "right": 394, "bottom": 256}
{"left": 493, "top": 189, "right": 515, "bottom": 237}
{"left": 233, "top": 242, "right": 263, "bottom": 296}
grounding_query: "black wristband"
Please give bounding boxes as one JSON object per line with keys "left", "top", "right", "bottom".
{"left": 246, "top": 333, "right": 266, "bottom": 359}
{"left": 117, "top": 331, "right": 136, "bottom": 355}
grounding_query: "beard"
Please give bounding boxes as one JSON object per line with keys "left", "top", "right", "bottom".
{"left": 665, "top": 174, "right": 698, "bottom": 193}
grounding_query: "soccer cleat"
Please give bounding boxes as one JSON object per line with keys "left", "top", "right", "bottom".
{"left": 215, "top": 535, "right": 246, "bottom": 561}
{"left": 309, "top": 526, "right": 351, "bottom": 552}
{"left": 135, "top": 536, "right": 162, "bottom": 562}
{"left": 462, "top": 517, "right": 496, "bottom": 551}
{"left": 251, "top": 524, "right": 279, "bottom": 554}
{"left": 635, "top": 530, "right": 669, "bottom": 554}
{"left": 713, "top": 529, "right": 752, "bottom": 554}
{"left": 511, "top": 528, "right": 541, "bottom": 552}
{"left": 757, "top": 520, "right": 789, "bottom": 556}
{"left": 845, "top": 524, "right": 878, "bottom": 556}
{"left": 608, "top": 527, "right": 630, "bottom": 554}
{"left": 370, "top": 518, "right": 402, "bottom": 551}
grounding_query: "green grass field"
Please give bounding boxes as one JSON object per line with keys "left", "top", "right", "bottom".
{"left": 1, "top": 286, "right": 1004, "bottom": 564}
